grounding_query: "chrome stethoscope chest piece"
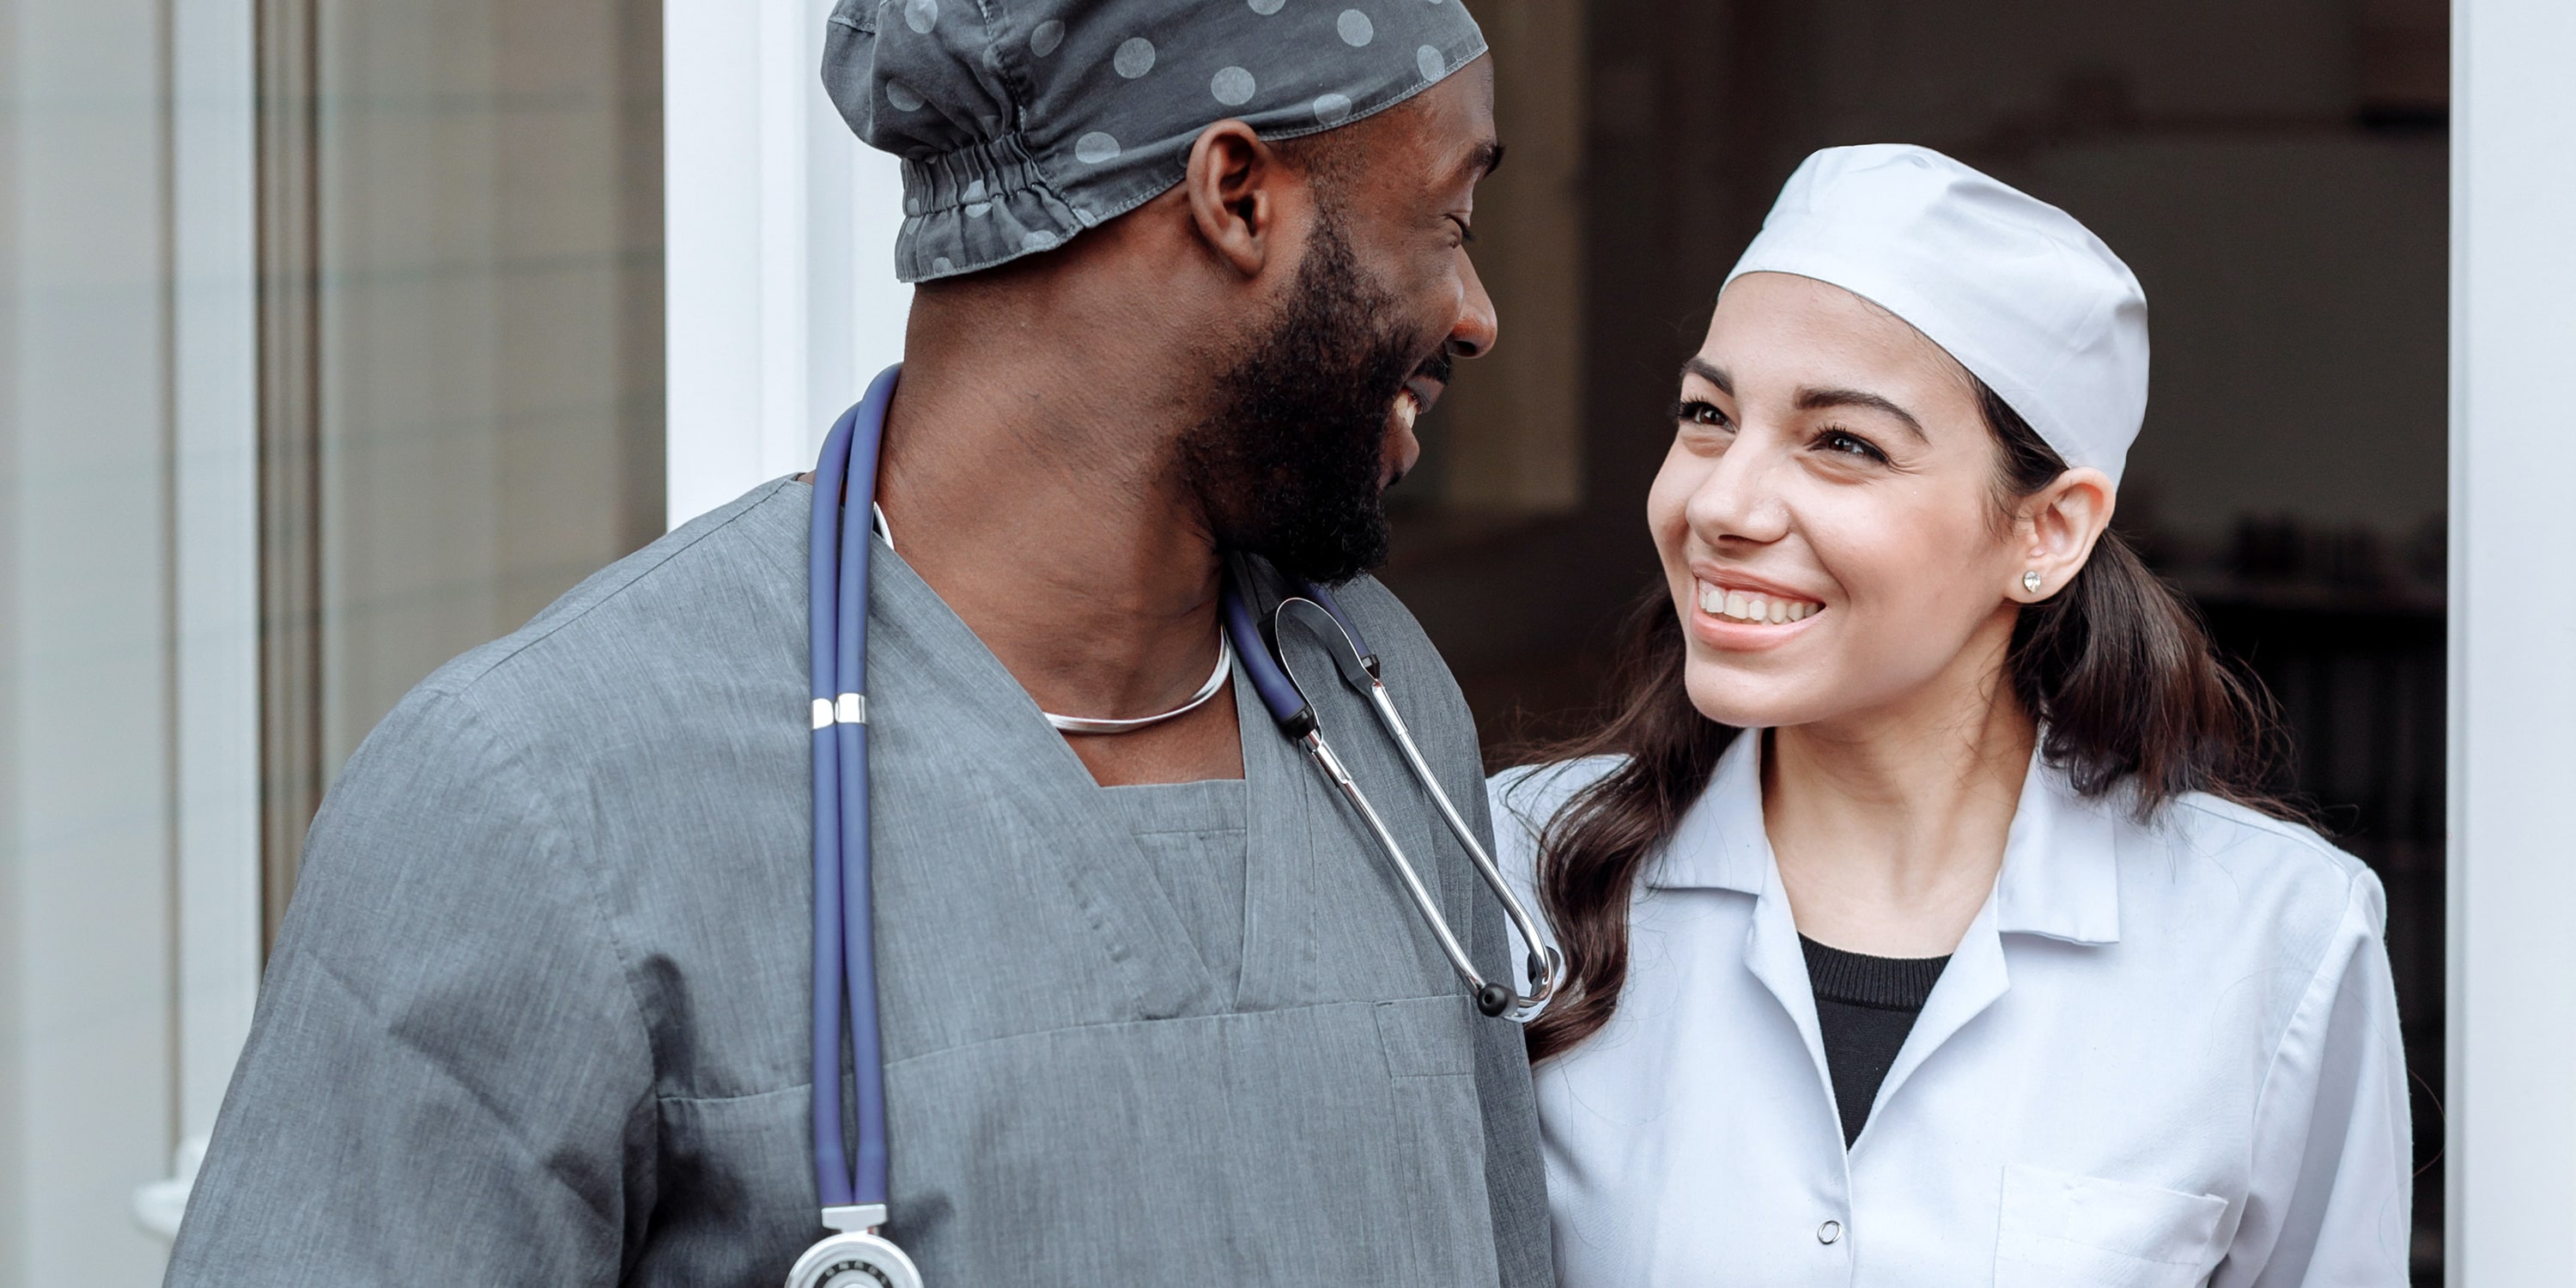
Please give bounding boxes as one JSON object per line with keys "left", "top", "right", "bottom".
{"left": 786, "top": 1229, "right": 924, "bottom": 1288}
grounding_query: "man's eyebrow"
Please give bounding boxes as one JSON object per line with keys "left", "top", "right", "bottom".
{"left": 1681, "top": 357, "right": 1731, "bottom": 396}
{"left": 1796, "top": 386, "right": 1929, "bottom": 442}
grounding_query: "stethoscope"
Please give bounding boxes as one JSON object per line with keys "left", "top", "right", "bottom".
{"left": 791, "top": 365, "right": 1562, "bottom": 1287}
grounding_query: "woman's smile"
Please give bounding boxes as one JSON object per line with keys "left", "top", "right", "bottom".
{"left": 1688, "top": 574, "right": 1826, "bottom": 650}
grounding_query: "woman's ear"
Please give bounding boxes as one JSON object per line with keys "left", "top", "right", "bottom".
{"left": 1182, "top": 119, "right": 1285, "bottom": 279}
{"left": 2015, "top": 466, "right": 2117, "bottom": 601}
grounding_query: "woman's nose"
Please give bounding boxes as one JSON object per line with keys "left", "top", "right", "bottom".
{"left": 1685, "top": 446, "right": 1791, "bottom": 547}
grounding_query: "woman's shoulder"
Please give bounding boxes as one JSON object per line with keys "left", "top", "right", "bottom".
{"left": 2128, "top": 789, "right": 2386, "bottom": 949}
{"left": 1487, "top": 756, "right": 1627, "bottom": 836}
{"left": 1484, "top": 757, "right": 1626, "bottom": 945}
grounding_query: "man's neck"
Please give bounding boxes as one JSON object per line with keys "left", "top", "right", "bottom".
{"left": 872, "top": 346, "right": 1246, "bottom": 784}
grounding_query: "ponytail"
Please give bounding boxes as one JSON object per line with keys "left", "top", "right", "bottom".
{"left": 1982, "top": 381, "right": 2288, "bottom": 815}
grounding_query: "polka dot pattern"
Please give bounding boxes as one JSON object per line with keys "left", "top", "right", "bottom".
{"left": 1211, "top": 66, "right": 1257, "bottom": 107}
{"left": 823, "top": 0, "right": 1488, "bottom": 280}
{"left": 1114, "top": 37, "right": 1157, "bottom": 78}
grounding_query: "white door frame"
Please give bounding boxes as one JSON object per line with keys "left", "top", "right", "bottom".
{"left": 2448, "top": 0, "right": 2576, "bottom": 1279}
{"left": 131, "top": 0, "right": 266, "bottom": 1243}
{"left": 664, "top": 0, "right": 914, "bottom": 529}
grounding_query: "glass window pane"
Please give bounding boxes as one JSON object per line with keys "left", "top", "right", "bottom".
{"left": 308, "top": 0, "right": 663, "bottom": 769}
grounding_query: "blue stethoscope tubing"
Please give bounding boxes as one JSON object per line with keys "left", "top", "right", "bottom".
{"left": 808, "top": 364, "right": 901, "bottom": 1216}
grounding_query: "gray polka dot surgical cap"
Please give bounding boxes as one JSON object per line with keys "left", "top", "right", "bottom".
{"left": 821, "top": 0, "right": 1488, "bottom": 283}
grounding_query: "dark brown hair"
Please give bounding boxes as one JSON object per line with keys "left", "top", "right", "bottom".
{"left": 1516, "top": 380, "right": 2295, "bottom": 1062}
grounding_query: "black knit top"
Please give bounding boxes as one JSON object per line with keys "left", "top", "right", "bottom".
{"left": 1799, "top": 935, "right": 1952, "bottom": 1147}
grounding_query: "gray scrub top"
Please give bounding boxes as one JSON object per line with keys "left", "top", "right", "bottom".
{"left": 165, "top": 479, "right": 1552, "bottom": 1287}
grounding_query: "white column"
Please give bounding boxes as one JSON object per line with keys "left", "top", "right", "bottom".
{"left": 2449, "top": 0, "right": 2576, "bottom": 1280}
{"left": 133, "top": 0, "right": 264, "bottom": 1240}
{"left": 665, "top": 0, "right": 913, "bottom": 530}
{"left": 3, "top": 0, "right": 180, "bottom": 1279}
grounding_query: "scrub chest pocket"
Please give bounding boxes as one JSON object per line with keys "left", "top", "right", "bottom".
{"left": 1993, "top": 1164, "right": 2227, "bottom": 1288}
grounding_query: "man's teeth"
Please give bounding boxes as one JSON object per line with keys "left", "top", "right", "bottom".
{"left": 1698, "top": 582, "right": 1821, "bottom": 623}
{"left": 1391, "top": 391, "right": 1419, "bottom": 432}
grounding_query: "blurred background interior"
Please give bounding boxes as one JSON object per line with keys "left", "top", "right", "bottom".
{"left": 2, "top": 0, "right": 2446, "bottom": 1281}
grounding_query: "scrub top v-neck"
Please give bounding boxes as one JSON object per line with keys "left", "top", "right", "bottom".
{"left": 1102, "top": 778, "right": 1250, "bottom": 996}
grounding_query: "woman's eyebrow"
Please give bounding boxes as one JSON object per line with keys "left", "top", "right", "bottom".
{"left": 1681, "top": 357, "right": 1732, "bottom": 395}
{"left": 1795, "top": 386, "right": 1928, "bottom": 443}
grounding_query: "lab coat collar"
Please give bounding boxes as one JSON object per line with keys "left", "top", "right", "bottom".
{"left": 1643, "top": 728, "right": 2123, "bottom": 947}
{"left": 1990, "top": 740, "right": 2123, "bottom": 945}
{"left": 1643, "top": 731, "right": 1771, "bottom": 896}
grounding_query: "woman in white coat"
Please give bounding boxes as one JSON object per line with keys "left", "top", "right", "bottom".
{"left": 1491, "top": 145, "right": 2410, "bottom": 1287}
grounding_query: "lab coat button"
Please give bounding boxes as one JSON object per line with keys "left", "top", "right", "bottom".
{"left": 1818, "top": 1220, "right": 1843, "bottom": 1245}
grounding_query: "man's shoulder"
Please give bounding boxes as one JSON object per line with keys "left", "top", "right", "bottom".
{"left": 1323, "top": 573, "right": 1473, "bottom": 733}
{"left": 360, "top": 479, "right": 808, "bottom": 771}
{"left": 1323, "top": 574, "right": 1438, "bottom": 665}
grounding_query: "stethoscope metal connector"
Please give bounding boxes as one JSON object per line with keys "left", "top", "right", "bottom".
{"left": 785, "top": 1206, "right": 923, "bottom": 1288}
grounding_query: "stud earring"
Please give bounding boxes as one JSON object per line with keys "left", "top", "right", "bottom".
{"left": 2021, "top": 569, "right": 2044, "bottom": 594}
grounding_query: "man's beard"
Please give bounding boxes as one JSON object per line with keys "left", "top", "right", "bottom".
{"left": 1175, "top": 210, "right": 1443, "bottom": 586}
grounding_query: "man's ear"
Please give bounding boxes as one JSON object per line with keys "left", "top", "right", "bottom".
{"left": 2014, "top": 466, "right": 2117, "bottom": 601}
{"left": 1183, "top": 119, "right": 1288, "bottom": 279}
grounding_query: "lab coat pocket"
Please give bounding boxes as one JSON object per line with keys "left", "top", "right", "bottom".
{"left": 1995, "top": 1164, "right": 2227, "bottom": 1288}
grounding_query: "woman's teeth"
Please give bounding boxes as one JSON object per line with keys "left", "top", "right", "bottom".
{"left": 1698, "top": 581, "right": 1820, "bottom": 624}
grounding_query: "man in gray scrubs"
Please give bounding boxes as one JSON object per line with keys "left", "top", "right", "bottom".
{"left": 167, "top": 1, "right": 1550, "bottom": 1284}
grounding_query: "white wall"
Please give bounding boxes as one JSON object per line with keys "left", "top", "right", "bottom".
{"left": 2449, "top": 0, "right": 2576, "bottom": 1280}
{"left": 3, "top": 0, "right": 181, "bottom": 1281}
{"left": 665, "top": 0, "right": 913, "bottom": 528}
{"left": 3, "top": 0, "right": 264, "bottom": 1279}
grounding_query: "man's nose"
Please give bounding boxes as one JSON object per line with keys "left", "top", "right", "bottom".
{"left": 1446, "top": 255, "right": 1498, "bottom": 360}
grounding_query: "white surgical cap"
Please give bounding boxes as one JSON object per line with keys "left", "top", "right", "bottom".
{"left": 1724, "top": 144, "right": 2148, "bottom": 487}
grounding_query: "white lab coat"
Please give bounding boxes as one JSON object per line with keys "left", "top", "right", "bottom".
{"left": 1489, "top": 733, "right": 2410, "bottom": 1287}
